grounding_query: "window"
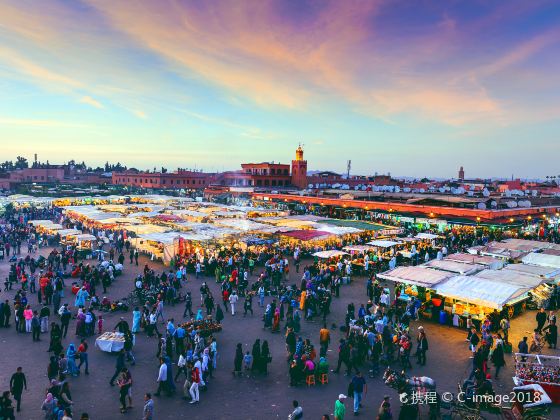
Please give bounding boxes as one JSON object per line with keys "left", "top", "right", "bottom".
{"left": 271, "top": 168, "right": 275, "bottom": 175}
{"left": 284, "top": 169, "right": 289, "bottom": 175}
{"left": 257, "top": 180, "right": 262, "bottom": 186}
{"left": 272, "top": 180, "right": 276, "bottom": 186}
{"left": 264, "top": 179, "right": 269, "bottom": 186}
{"left": 170, "top": 180, "right": 173, "bottom": 185}
{"left": 162, "top": 180, "right": 166, "bottom": 184}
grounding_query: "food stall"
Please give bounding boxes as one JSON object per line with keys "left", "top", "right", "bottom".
{"left": 57, "top": 229, "right": 82, "bottom": 245}
{"left": 95, "top": 332, "right": 126, "bottom": 352}
{"left": 74, "top": 234, "right": 97, "bottom": 258}
{"left": 378, "top": 266, "right": 454, "bottom": 321}
{"left": 422, "top": 259, "right": 485, "bottom": 275}
{"left": 514, "top": 353, "right": 560, "bottom": 404}
{"left": 522, "top": 252, "right": 560, "bottom": 270}
{"left": 435, "top": 275, "right": 530, "bottom": 324}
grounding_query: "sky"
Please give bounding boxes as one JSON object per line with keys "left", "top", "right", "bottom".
{"left": 0, "top": 0, "right": 559, "bottom": 179}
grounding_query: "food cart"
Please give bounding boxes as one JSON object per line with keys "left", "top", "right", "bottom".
{"left": 514, "top": 353, "right": 560, "bottom": 404}
{"left": 74, "top": 233, "right": 97, "bottom": 258}
{"left": 95, "top": 332, "right": 126, "bottom": 352}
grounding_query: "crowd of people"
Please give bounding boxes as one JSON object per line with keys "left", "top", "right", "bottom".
{"left": 2, "top": 203, "right": 560, "bottom": 420}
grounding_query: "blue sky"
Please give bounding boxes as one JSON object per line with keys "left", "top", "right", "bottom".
{"left": 0, "top": 0, "right": 559, "bottom": 178}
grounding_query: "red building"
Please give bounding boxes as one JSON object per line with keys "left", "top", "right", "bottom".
{"left": 112, "top": 169, "right": 215, "bottom": 189}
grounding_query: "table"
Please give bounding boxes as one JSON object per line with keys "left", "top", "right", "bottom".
{"left": 95, "top": 332, "right": 125, "bottom": 352}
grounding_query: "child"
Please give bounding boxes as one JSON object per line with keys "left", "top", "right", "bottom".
{"left": 97, "top": 316, "right": 103, "bottom": 335}
{"left": 243, "top": 351, "right": 253, "bottom": 372}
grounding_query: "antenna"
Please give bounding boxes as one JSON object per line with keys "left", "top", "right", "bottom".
{"left": 347, "top": 160, "right": 351, "bottom": 178}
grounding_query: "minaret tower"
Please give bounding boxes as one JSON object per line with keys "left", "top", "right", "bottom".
{"left": 291, "top": 144, "right": 308, "bottom": 189}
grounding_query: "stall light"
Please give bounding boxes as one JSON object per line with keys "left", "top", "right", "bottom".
{"left": 556, "top": 213, "right": 559, "bottom": 217}
{"left": 509, "top": 218, "right": 514, "bottom": 223}
{"left": 527, "top": 216, "right": 532, "bottom": 220}
{"left": 476, "top": 217, "right": 481, "bottom": 222}
{"left": 389, "top": 208, "right": 393, "bottom": 212}
{"left": 343, "top": 204, "right": 347, "bottom": 208}
{"left": 429, "top": 212, "right": 434, "bottom": 217}
{"left": 542, "top": 214, "right": 547, "bottom": 219}
{"left": 320, "top": 202, "right": 324, "bottom": 206}
{"left": 365, "top": 206, "right": 369, "bottom": 210}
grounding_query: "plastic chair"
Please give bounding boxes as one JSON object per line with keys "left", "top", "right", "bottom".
{"left": 319, "top": 373, "right": 328, "bottom": 385}
{"left": 306, "top": 374, "right": 316, "bottom": 386}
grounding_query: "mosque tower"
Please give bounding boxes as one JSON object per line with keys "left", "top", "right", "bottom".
{"left": 291, "top": 144, "right": 308, "bottom": 189}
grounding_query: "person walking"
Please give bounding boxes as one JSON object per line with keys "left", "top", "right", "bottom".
{"left": 143, "top": 393, "right": 154, "bottom": 420}
{"left": 109, "top": 349, "right": 126, "bottom": 386}
{"left": 78, "top": 339, "right": 90, "bottom": 375}
{"left": 334, "top": 394, "right": 347, "bottom": 420}
{"left": 491, "top": 340, "right": 506, "bottom": 379}
{"left": 416, "top": 327, "right": 429, "bottom": 365}
{"left": 536, "top": 308, "right": 547, "bottom": 333}
{"left": 9, "top": 367, "right": 27, "bottom": 412}
{"left": 351, "top": 371, "right": 367, "bottom": 415}
{"left": 189, "top": 361, "right": 201, "bottom": 404}
{"left": 229, "top": 291, "right": 238, "bottom": 316}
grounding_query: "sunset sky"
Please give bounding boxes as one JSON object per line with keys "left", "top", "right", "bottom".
{"left": 1, "top": 0, "right": 559, "bottom": 178}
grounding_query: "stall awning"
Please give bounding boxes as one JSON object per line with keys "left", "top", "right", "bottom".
{"left": 435, "top": 275, "right": 529, "bottom": 310}
{"left": 281, "top": 230, "right": 332, "bottom": 241}
{"left": 506, "top": 263, "right": 560, "bottom": 281}
{"left": 475, "top": 268, "right": 546, "bottom": 288}
{"left": 422, "top": 259, "right": 484, "bottom": 275}
{"left": 522, "top": 252, "right": 560, "bottom": 269}
{"left": 378, "top": 266, "right": 453, "bottom": 288}
{"left": 445, "top": 253, "right": 505, "bottom": 269}
{"left": 343, "top": 245, "right": 376, "bottom": 253}
{"left": 367, "top": 240, "right": 400, "bottom": 248}
{"left": 415, "top": 233, "right": 441, "bottom": 240}
{"left": 313, "top": 250, "right": 349, "bottom": 259}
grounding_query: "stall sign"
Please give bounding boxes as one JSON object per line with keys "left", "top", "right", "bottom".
{"left": 400, "top": 217, "right": 415, "bottom": 223}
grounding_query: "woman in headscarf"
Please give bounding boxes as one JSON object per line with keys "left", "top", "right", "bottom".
{"left": 41, "top": 393, "right": 57, "bottom": 420}
{"left": 215, "top": 305, "right": 224, "bottom": 324}
{"left": 317, "top": 356, "right": 329, "bottom": 375}
{"left": 272, "top": 308, "right": 280, "bottom": 332}
{"left": 233, "top": 343, "right": 243, "bottom": 376}
{"left": 131, "top": 307, "right": 141, "bottom": 334}
{"left": 260, "top": 340, "right": 271, "bottom": 375}
{"left": 75, "top": 309, "right": 85, "bottom": 337}
{"left": 74, "top": 286, "right": 89, "bottom": 308}
{"left": 195, "top": 309, "right": 204, "bottom": 321}
{"left": 66, "top": 344, "right": 79, "bottom": 376}
{"left": 251, "top": 339, "right": 261, "bottom": 372}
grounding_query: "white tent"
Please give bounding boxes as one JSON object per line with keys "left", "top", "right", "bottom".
{"left": 343, "top": 245, "right": 376, "bottom": 253}
{"left": 422, "top": 259, "right": 484, "bottom": 275}
{"left": 444, "top": 253, "right": 505, "bottom": 269}
{"left": 56, "top": 228, "right": 82, "bottom": 237}
{"left": 435, "top": 275, "right": 529, "bottom": 309}
{"left": 506, "top": 264, "right": 560, "bottom": 281}
{"left": 475, "top": 268, "right": 546, "bottom": 288}
{"left": 415, "top": 233, "right": 440, "bottom": 240}
{"left": 378, "top": 266, "right": 452, "bottom": 288}
{"left": 313, "top": 250, "right": 349, "bottom": 259}
{"left": 522, "top": 253, "right": 560, "bottom": 269}
{"left": 313, "top": 224, "right": 363, "bottom": 235}
{"left": 367, "top": 240, "right": 400, "bottom": 248}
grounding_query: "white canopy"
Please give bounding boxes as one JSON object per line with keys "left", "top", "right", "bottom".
{"left": 313, "top": 224, "right": 363, "bottom": 235}
{"left": 124, "top": 224, "right": 170, "bottom": 235}
{"left": 75, "top": 234, "right": 96, "bottom": 241}
{"left": 475, "top": 268, "right": 545, "bottom": 288}
{"left": 367, "top": 240, "right": 400, "bottom": 248}
{"left": 506, "top": 263, "right": 560, "bottom": 281}
{"left": 445, "top": 253, "right": 505, "bottom": 269}
{"left": 422, "top": 259, "right": 484, "bottom": 275}
{"left": 28, "top": 220, "right": 54, "bottom": 226}
{"left": 313, "top": 250, "right": 349, "bottom": 259}
{"left": 57, "top": 228, "right": 82, "bottom": 237}
{"left": 415, "top": 233, "right": 440, "bottom": 240}
{"left": 378, "top": 266, "right": 452, "bottom": 288}
{"left": 435, "top": 275, "right": 529, "bottom": 309}
{"left": 522, "top": 252, "right": 560, "bottom": 269}
{"left": 343, "top": 245, "right": 376, "bottom": 253}
{"left": 214, "top": 219, "right": 272, "bottom": 232}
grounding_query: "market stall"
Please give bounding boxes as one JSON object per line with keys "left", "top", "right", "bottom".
{"left": 95, "top": 332, "right": 126, "bottom": 352}
{"left": 514, "top": 353, "right": 560, "bottom": 404}
{"left": 444, "top": 252, "right": 505, "bottom": 269}
{"left": 522, "top": 253, "right": 560, "bottom": 269}
{"left": 422, "top": 259, "right": 485, "bottom": 275}
{"left": 435, "top": 275, "right": 530, "bottom": 322}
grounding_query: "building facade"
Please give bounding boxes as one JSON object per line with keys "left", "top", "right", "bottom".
{"left": 112, "top": 169, "right": 215, "bottom": 189}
